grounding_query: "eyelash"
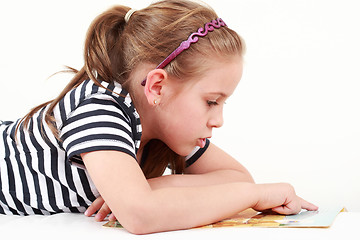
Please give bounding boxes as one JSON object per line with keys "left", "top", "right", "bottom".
{"left": 207, "top": 100, "right": 219, "bottom": 106}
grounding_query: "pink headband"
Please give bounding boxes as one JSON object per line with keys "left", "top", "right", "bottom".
{"left": 141, "top": 18, "right": 227, "bottom": 86}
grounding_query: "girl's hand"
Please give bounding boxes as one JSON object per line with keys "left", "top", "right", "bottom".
{"left": 84, "top": 196, "right": 117, "bottom": 222}
{"left": 253, "top": 183, "right": 318, "bottom": 215}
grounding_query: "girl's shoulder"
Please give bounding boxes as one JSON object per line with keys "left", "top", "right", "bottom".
{"left": 57, "top": 79, "right": 142, "bottom": 160}
{"left": 53, "top": 79, "right": 139, "bottom": 130}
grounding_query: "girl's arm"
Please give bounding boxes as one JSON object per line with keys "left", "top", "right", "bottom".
{"left": 82, "top": 150, "right": 317, "bottom": 234}
{"left": 86, "top": 143, "right": 254, "bottom": 220}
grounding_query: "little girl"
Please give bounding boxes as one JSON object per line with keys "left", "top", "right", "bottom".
{"left": 0, "top": 0, "right": 317, "bottom": 234}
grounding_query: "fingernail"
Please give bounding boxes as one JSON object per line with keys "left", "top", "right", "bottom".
{"left": 84, "top": 210, "right": 89, "bottom": 216}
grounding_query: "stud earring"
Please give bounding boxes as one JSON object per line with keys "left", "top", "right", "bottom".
{"left": 153, "top": 99, "right": 158, "bottom": 105}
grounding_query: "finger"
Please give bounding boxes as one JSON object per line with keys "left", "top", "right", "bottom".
{"left": 272, "top": 205, "right": 299, "bottom": 215}
{"left": 273, "top": 197, "right": 319, "bottom": 215}
{"left": 94, "top": 203, "right": 112, "bottom": 222}
{"left": 84, "top": 196, "right": 105, "bottom": 217}
{"left": 300, "top": 198, "right": 319, "bottom": 211}
{"left": 108, "top": 213, "right": 117, "bottom": 221}
{"left": 272, "top": 198, "right": 302, "bottom": 215}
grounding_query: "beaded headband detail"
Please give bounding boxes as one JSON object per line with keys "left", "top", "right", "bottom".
{"left": 141, "top": 18, "right": 227, "bottom": 86}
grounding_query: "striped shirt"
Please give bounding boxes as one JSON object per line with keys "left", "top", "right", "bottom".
{"left": 0, "top": 79, "right": 209, "bottom": 215}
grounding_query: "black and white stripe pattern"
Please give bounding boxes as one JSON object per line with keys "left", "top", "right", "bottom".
{"left": 0, "top": 80, "right": 141, "bottom": 215}
{"left": 56, "top": 80, "right": 142, "bottom": 165}
{"left": 0, "top": 79, "right": 206, "bottom": 215}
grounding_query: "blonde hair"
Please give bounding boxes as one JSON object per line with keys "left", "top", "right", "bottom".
{"left": 19, "top": 0, "right": 245, "bottom": 178}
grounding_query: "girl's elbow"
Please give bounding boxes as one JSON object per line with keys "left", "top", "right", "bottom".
{"left": 123, "top": 222, "right": 151, "bottom": 235}
{"left": 245, "top": 173, "right": 255, "bottom": 183}
{"left": 113, "top": 202, "right": 160, "bottom": 234}
{"left": 236, "top": 169, "right": 255, "bottom": 183}
{"left": 121, "top": 216, "right": 162, "bottom": 235}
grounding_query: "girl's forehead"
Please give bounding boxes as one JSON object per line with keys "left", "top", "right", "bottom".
{"left": 166, "top": 56, "right": 243, "bottom": 98}
{"left": 191, "top": 57, "right": 243, "bottom": 94}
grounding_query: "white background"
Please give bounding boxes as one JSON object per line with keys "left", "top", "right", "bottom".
{"left": 1, "top": 0, "right": 359, "bottom": 211}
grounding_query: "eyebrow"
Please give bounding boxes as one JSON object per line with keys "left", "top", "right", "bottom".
{"left": 207, "top": 92, "right": 228, "bottom": 98}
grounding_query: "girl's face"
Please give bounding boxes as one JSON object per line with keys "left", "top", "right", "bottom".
{"left": 157, "top": 56, "right": 243, "bottom": 156}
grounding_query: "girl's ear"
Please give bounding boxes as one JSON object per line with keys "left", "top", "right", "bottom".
{"left": 143, "top": 69, "right": 168, "bottom": 106}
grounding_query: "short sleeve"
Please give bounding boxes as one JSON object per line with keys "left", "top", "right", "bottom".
{"left": 60, "top": 96, "right": 137, "bottom": 168}
{"left": 185, "top": 138, "right": 210, "bottom": 167}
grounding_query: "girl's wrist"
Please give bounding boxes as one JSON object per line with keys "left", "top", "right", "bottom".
{"left": 232, "top": 182, "right": 260, "bottom": 210}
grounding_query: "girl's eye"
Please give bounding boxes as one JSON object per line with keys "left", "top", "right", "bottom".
{"left": 207, "top": 100, "right": 219, "bottom": 106}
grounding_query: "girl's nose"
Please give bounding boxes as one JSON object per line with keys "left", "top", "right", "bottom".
{"left": 207, "top": 112, "right": 224, "bottom": 129}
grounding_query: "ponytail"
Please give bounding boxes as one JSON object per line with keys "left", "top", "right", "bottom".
{"left": 84, "top": 6, "right": 130, "bottom": 84}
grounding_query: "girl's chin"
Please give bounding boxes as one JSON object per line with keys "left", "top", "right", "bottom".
{"left": 170, "top": 144, "right": 198, "bottom": 157}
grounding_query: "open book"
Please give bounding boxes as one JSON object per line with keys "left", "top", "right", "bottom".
{"left": 196, "top": 205, "right": 346, "bottom": 228}
{"left": 103, "top": 205, "right": 346, "bottom": 229}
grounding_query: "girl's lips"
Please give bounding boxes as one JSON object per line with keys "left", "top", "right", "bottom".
{"left": 197, "top": 138, "right": 206, "bottom": 148}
